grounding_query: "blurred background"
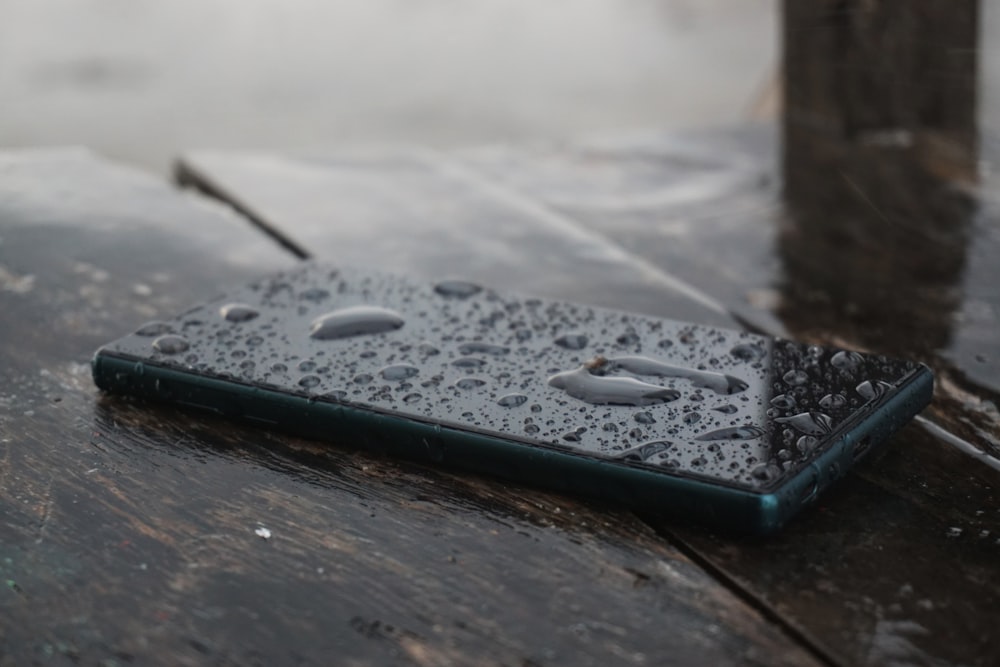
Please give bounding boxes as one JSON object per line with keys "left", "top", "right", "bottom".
{"left": 0, "top": 0, "right": 780, "bottom": 174}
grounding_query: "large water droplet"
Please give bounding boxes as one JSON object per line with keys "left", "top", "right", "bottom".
{"left": 152, "top": 334, "right": 189, "bottom": 354}
{"left": 831, "top": 350, "right": 864, "bottom": 371}
{"left": 634, "top": 411, "right": 656, "bottom": 424}
{"left": 497, "top": 394, "right": 528, "bottom": 408}
{"left": 380, "top": 364, "right": 419, "bottom": 381}
{"left": 403, "top": 392, "right": 422, "bottom": 404}
{"left": 554, "top": 333, "right": 588, "bottom": 351}
{"left": 682, "top": 412, "right": 701, "bottom": 425}
{"left": 455, "top": 378, "right": 486, "bottom": 390}
{"left": 775, "top": 411, "right": 833, "bottom": 435}
{"left": 547, "top": 365, "right": 680, "bottom": 407}
{"left": 434, "top": 280, "right": 483, "bottom": 299}
{"left": 136, "top": 321, "right": 172, "bottom": 337}
{"left": 221, "top": 303, "right": 260, "bottom": 323}
{"left": 713, "top": 404, "right": 738, "bottom": 415}
{"left": 696, "top": 425, "right": 766, "bottom": 441}
{"left": 458, "top": 342, "right": 509, "bottom": 356}
{"left": 309, "top": 306, "right": 404, "bottom": 340}
{"left": 607, "top": 356, "right": 747, "bottom": 395}
{"left": 353, "top": 373, "right": 373, "bottom": 385}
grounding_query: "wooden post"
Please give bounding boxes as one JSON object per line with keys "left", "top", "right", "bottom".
{"left": 779, "top": 0, "right": 979, "bottom": 352}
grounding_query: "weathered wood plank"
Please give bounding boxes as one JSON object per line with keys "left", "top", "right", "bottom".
{"left": 176, "top": 149, "right": 736, "bottom": 329}
{"left": 177, "top": 119, "right": 1000, "bottom": 666}
{"left": 0, "top": 150, "right": 819, "bottom": 666}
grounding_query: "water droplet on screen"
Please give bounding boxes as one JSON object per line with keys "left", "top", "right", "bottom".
{"left": 380, "top": 364, "right": 419, "bottom": 381}
{"left": 152, "top": 335, "right": 189, "bottom": 354}
{"left": 497, "top": 394, "right": 528, "bottom": 408}
{"left": 271, "top": 362, "right": 287, "bottom": 373}
{"left": 751, "top": 463, "right": 781, "bottom": 483}
{"left": 856, "top": 380, "right": 893, "bottom": 401}
{"left": 769, "top": 394, "right": 796, "bottom": 410}
{"left": 299, "top": 375, "right": 321, "bottom": 389}
{"left": 299, "top": 287, "right": 330, "bottom": 303}
{"left": 819, "top": 393, "right": 847, "bottom": 410}
{"left": 831, "top": 350, "right": 864, "bottom": 371}
{"left": 619, "top": 440, "right": 671, "bottom": 462}
{"left": 418, "top": 342, "right": 440, "bottom": 356}
{"left": 782, "top": 370, "right": 809, "bottom": 386}
{"left": 696, "top": 426, "right": 765, "bottom": 441}
{"left": 309, "top": 306, "right": 405, "bottom": 340}
{"left": 713, "top": 404, "right": 738, "bottom": 415}
{"left": 458, "top": 342, "right": 509, "bottom": 356}
{"left": 455, "top": 378, "right": 486, "bottom": 390}
{"left": 434, "top": 280, "right": 483, "bottom": 299}
{"left": 353, "top": 373, "right": 373, "bottom": 385}
{"left": 220, "top": 303, "right": 260, "bottom": 323}
{"left": 796, "top": 435, "right": 819, "bottom": 454}
{"left": 775, "top": 411, "right": 833, "bottom": 435}
{"left": 634, "top": 412, "right": 656, "bottom": 424}
{"left": 403, "top": 392, "right": 422, "bottom": 404}
{"left": 452, "top": 357, "right": 486, "bottom": 368}
{"left": 554, "top": 333, "right": 589, "bottom": 350}
{"left": 524, "top": 424, "right": 540, "bottom": 435}
{"left": 298, "top": 360, "right": 316, "bottom": 372}
{"left": 616, "top": 330, "right": 640, "bottom": 346}
{"left": 136, "top": 321, "right": 172, "bottom": 337}
{"left": 730, "top": 343, "right": 765, "bottom": 362}
{"left": 682, "top": 412, "right": 701, "bottom": 424}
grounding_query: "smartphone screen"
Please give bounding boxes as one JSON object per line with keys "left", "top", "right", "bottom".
{"left": 93, "top": 264, "right": 931, "bottom": 529}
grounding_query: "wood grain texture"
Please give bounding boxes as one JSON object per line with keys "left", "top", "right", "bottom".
{"left": 178, "top": 120, "right": 1000, "bottom": 666}
{"left": 0, "top": 150, "right": 819, "bottom": 666}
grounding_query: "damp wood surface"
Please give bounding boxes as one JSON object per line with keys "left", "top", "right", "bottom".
{"left": 178, "top": 118, "right": 1000, "bottom": 667}
{"left": 0, "top": 150, "right": 820, "bottom": 666}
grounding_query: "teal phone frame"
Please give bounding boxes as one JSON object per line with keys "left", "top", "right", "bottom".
{"left": 93, "top": 353, "right": 933, "bottom": 534}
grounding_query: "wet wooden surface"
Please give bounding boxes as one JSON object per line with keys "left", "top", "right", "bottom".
{"left": 178, "top": 116, "right": 1000, "bottom": 665}
{"left": 0, "top": 150, "right": 822, "bottom": 666}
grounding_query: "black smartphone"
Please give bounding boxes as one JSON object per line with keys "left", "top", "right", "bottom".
{"left": 92, "top": 263, "right": 933, "bottom": 533}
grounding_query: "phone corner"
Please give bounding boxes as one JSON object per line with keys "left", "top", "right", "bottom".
{"left": 90, "top": 348, "right": 108, "bottom": 390}
{"left": 750, "top": 492, "right": 789, "bottom": 536}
